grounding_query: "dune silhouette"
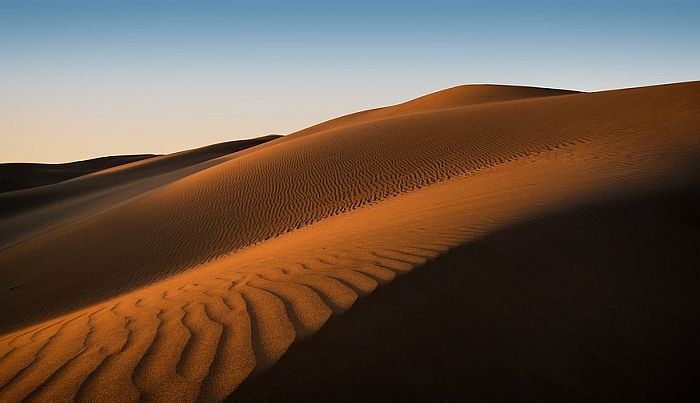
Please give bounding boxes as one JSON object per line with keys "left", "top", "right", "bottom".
{"left": 0, "top": 82, "right": 698, "bottom": 402}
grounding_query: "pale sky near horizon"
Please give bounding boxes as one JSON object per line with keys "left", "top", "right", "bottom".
{"left": 1, "top": 0, "right": 699, "bottom": 163}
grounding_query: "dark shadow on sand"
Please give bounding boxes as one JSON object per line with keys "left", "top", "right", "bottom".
{"left": 229, "top": 187, "right": 700, "bottom": 402}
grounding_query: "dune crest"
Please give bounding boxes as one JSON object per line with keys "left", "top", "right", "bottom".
{"left": 0, "top": 82, "right": 698, "bottom": 401}
{"left": 288, "top": 84, "right": 579, "bottom": 139}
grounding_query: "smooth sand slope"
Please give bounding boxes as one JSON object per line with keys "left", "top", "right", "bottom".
{"left": 0, "top": 82, "right": 698, "bottom": 402}
{"left": 0, "top": 154, "right": 157, "bottom": 194}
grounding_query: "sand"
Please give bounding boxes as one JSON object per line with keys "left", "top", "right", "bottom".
{"left": 0, "top": 82, "right": 698, "bottom": 402}
{"left": 0, "top": 135, "right": 280, "bottom": 249}
{"left": 0, "top": 154, "right": 157, "bottom": 194}
{"left": 230, "top": 187, "right": 700, "bottom": 402}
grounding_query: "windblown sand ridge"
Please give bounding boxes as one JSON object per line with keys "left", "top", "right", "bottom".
{"left": 0, "top": 82, "right": 698, "bottom": 402}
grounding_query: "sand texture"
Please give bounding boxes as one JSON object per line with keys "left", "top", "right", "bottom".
{"left": 0, "top": 82, "right": 699, "bottom": 402}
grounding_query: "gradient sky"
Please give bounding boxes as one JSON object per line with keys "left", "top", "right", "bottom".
{"left": 1, "top": 0, "right": 699, "bottom": 163}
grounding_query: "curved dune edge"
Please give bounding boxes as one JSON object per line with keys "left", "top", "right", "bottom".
{"left": 1, "top": 116, "right": 699, "bottom": 402}
{"left": 284, "top": 84, "right": 580, "bottom": 141}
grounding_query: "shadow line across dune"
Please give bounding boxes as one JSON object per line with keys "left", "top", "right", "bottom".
{"left": 230, "top": 187, "right": 700, "bottom": 402}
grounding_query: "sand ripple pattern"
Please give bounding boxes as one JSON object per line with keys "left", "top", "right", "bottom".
{"left": 0, "top": 214, "right": 473, "bottom": 401}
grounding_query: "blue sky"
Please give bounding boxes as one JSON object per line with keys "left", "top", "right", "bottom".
{"left": 1, "top": 0, "right": 699, "bottom": 162}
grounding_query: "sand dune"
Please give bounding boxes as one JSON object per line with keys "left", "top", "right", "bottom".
{"left": 288, "top": 84, "right": 580, "bottom": 139}
{"left": 0, "top": 135, "right": 280, "bottom": 249}
{"left": 0, "top": 154, "right": 157, "bottom": 194}
{"left": 0, "top": 82, "right": 698, "bottom": 402}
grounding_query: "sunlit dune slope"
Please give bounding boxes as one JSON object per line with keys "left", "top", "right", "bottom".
{"left": 0, "top": 82, "right": 698, "bottom": 402}
{"left": 287, "top": 84, "right": 579, "bottom": 139}
{"left": 0, "top": 135, "right": 280, "bottom": 248}
{"left": 212, "top": 85, "right": 579, "bottom": 161}
{"left": 0, "top": 154, "right": 156, "bottom": 194}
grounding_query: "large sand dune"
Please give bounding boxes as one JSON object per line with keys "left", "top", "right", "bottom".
{"left": 0, "top": 82, "right": 698, "bottom": 402}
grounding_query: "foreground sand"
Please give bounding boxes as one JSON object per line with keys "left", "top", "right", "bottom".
{"left": 0, "top": 82, "right": 698, "bottom": 401}
{"left": 231, "top": 187, "right": 700, "bottom": 402}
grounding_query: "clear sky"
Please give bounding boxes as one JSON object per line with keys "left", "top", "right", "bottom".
{"left": 1, "top": 0, "right": 699, "bottom": 163}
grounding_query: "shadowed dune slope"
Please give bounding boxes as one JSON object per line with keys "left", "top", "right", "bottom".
{"left": 0, "top": 154, "right": 157, "bottom": 194}
{"left": 0, "top": 82, "right": 698, "bottom": 402}
{"left": 230, "top": 187, "right": 700, "bottom": 403}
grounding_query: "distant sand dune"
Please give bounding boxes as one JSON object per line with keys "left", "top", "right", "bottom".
{"left": 0, "top": 82, "right": 698, "bottom": 401}
{"left": 0, "top": 154, "right": 157, "bottom": 194}
{"left": 0, "top": 135, "right": 280, "bottom": 249}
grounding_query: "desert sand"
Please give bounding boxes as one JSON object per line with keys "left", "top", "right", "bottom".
{"left": 0, "top": 135, "right": 280, "bottom": 249}
{"left": 0, "top": 82, "right": 698, "bottom": 402}
{"left": 0, "top": 154, "right": 157, "bottom": 193}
